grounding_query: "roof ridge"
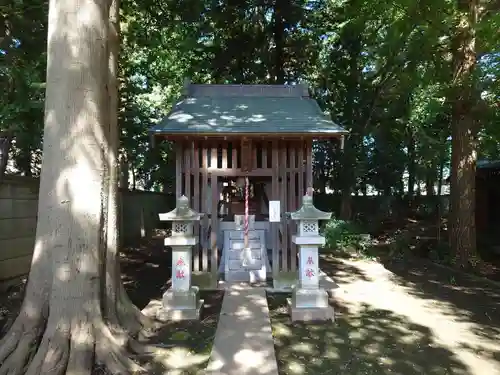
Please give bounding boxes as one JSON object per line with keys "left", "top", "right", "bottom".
{"left": 186, "top": 83, "right": 310, "bottom": 98}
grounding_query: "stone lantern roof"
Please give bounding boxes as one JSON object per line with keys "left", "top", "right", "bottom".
{"left": 289, "top": 194, "right": 332, "bottom": 221}
{"left": 159, "top": 195, "right": 203, "bottom": 222}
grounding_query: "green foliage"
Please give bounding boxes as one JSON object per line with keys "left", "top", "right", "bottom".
{"left": 323, "top": 218, "right": 372, "bottom": 253}
{"left": 2, "top": 0, "right": 500, "bottom": 220}
{"left": 388, "top": 229, "right": 413, "bottom": 259}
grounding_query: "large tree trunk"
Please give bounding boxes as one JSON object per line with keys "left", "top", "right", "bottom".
{"left": 449, "top": 0, "right": 479, "bottom": 269}
{"left": 0, "top": 0, "right": 159, "bottom": 373}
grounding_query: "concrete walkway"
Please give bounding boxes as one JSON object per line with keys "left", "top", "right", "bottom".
{"left": 206, "top": 284, "right": 279, "bottom": 375}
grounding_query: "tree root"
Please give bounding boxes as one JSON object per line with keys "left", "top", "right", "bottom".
{"left": 0, "top": 309, "right": 168, "bottom": 375}
{"left": 0, "top": 310, "right": 46, "bottom": 375}
{"left": 115, "top": 283, "right": 157, "bottom": 336}
{"left": 0, "top": 328, "right": 41, "bottom": 375}
{"left": 24, "top": 323, "right": 71, "bottom": 375}
{"left": 95, "top": 321, "right": 145, "bottom": 375}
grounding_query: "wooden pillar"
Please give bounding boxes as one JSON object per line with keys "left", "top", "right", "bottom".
{"left": 262, "top": 141, "right": 268, "bottom": 169}
{"left": 272, "top": 140, "right": 279, "bottom": 276}
{"left": 201, "top": 142, "right": 209, "bottom": 271}
{"left": 298, "top": 141, "right": 305, "bottom": 199}
{"left": 222, "top": 143, "right": 228, "bottom": 169}
{"left": 289, "top": 142, "right": 297, "bottom": 271}
{"left": 305, "top": 139, "right": 313, "bottom": 189}
{"left": 175, "top": 143, "right": 182, "bottom": 198}
{"left": 184, "top": 142, "right": 191, "bottom": 202}
{"left": 279, "top": 142, "right": 288, "bottom": 271}
{"left": 192, "top": 142, "right": 200, "bottom": 272}
{"left": 231, "top": 141, "right": 237, "bottom": 169}
{"left": 210, "top": 169, "right": 219, "bottom": 278}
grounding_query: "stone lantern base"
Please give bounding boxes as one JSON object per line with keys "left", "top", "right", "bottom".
{"left": 287, "top": 287, "right": 334, "bottom": 322}
{"left": 156, "top": 287, "right": 204, "bottom": 321}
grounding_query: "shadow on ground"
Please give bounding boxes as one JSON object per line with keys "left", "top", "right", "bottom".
{"left": 381, "top": 257, "right": 500, "bottom": 345}
{"left": 136, "top": 289, "right": 224, "bottom": 374}
{"left": 1, "top": 238, "right": 225, "bottom": 374}
{"left": 120, "top": 237, "right": 172, "bottom": 309}
{"left": 267, "top": 294, "right": 470, "bottom": 375}
{"left": 319, "top": 254, "right": 370, "bottom": 284}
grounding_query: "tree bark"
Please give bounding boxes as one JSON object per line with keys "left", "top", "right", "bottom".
{"left": 273, "top": 0, "right": 285, "bottom": 84}
{"left": 407, "top": 130, "right": 416, "bottom": 201}
{"left": 104, "top": 0, "right": 156, "bottom": 336}
{"left": 449, "top": 0, "right": 479, "bottom": 269}
{"left": 0, "top": 0, "right": 160, "bottom": 373}
{"left": 425, "top": 168, "right": 435, "bottom": 197}
{"left": 339, "top": 133, "right": 360, "bottom": 219}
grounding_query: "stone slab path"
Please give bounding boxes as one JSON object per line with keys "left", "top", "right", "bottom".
{"left": 206, "top": 283, "right": 279, "bottom": 375}
{"left": 329, "top": 256, "right": 500, "bottom": 375}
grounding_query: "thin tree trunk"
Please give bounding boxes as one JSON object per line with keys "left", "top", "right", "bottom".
{"left": 339, "top": 136, "right": 354, "bottom": 220}
{"left": 437, "top": 153, "right": 445, "bottom": 196}
{"left": 449, "top": 0, "right": 479, "bottom": 269}
{"left": 407, "top": 131, "right": 416, "bottom": 201}
{"left": 426, "top": 169, "right": 435, "bottom": 197}
{"left": 119, "top": 153, "right": 129, "bottom": 189}
{"left": 104, "top": 0, "right": 156, "bottom": 336}
{"left": 0, "top": 132, "right": 13, "bottom": 183}
{"left": 273, "top": 0, "right": 285, "bottom": 84}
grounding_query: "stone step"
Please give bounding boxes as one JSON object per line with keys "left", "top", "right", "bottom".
{"left": 230, "top": 240, "right": 262, "bottom": 250}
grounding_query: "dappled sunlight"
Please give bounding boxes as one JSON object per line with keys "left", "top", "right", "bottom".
{"left": 269, "top": 293, "right": 471, "bottom": 375}
{"left": 137, "top": 288, "right": 224, "bottom": 373}
{"left": 55, "top": 263, "right": 71, "bottom": 282}
{"left": 145, "top": 346, "right": 208, "bottom": 370}
{"left": 323, "top": 257, "right": 500, "bottom": 375}
{"left": 151, "top": 94, "right": 346, "bottom": 135}
{"left": 206, "top": 286, "right": 278, "bottom": 374}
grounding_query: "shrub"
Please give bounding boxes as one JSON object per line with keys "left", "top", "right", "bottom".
{"left": 388, "top": 229, "right": 412, "bottom": 259}
{"left": 428, "top": 241, "right": 452, "bottom": 264}
{"left": 323, "top": 219, "right": 372, "bottom": 253}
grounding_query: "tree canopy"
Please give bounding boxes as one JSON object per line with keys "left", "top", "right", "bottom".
{"left": 1, "top": 0, "right": 500, "bottom": 260}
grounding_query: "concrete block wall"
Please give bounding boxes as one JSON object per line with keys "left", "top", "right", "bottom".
{"left": 0, "top": 177, "right": 39, "bottom": 282}
{"left": 0, "top": 176, "right": 174, "bottom": 283}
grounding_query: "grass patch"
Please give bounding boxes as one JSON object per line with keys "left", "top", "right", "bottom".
{"left": 267, "top": 293, "right": 469, "bottom": 375}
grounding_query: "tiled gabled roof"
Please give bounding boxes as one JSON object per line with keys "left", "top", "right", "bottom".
{"left": 149, "top": 83, "right": 347, "bottom": 136}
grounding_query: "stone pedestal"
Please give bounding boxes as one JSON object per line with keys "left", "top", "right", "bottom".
{"left": 287, "top": 194, "right": 334, "bottom": 322}
{"left": 157, "top": 196, "right": 204, "bottom": 321}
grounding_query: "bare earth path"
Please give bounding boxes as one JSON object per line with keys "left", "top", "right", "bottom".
{"left": 327, "top": 255, "right": 500, "bottom": 375}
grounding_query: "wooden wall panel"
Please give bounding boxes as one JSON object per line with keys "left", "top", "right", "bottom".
{"left": 174, "top": 138, "right": 316, "bottom": 275}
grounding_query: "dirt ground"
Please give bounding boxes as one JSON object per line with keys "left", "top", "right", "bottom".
{"left": 0, "top": 238, "right": 224, "bottom": 374}
{"left": 268, "top": 255, "right": 500, "bottom": 375}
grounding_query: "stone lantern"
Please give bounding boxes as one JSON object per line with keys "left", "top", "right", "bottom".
{"left": 157, "top": 195, "right": 203, "bottom": 321}
{"left": 288, "top": 193, "right": 334, "bottom": 321}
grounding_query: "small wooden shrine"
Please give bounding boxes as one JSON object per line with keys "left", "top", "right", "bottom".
{"left": 149, "top": 82, "right": 347, "bottom": 282}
